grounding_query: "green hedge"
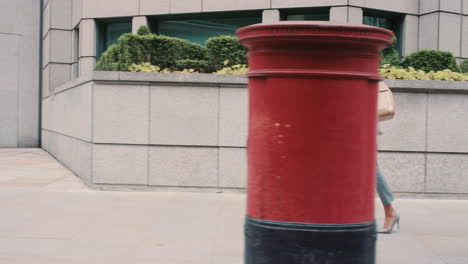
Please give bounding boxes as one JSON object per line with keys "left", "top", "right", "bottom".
{"left": 95, "top": 29, "right": 209, "bottom": 71}
{"left": 401, "top": 49, "right": 459, "bottom": 72}
{"left": 380, "top": 37, "right": 400, "bottom": 67}
{"left": 174, "top": 59, "right": 209, "bottom": 73}
{"left": 206, "top": 36, "right": 247, "bottom": 71}
{"left": 461, "top": 59, "right": 468, "bottom": 74}
{"left": 97, "top": 27, "right": 465, "bottom": 76}
{"left": 137, "top": 25, "right": 150, "bottom": 36}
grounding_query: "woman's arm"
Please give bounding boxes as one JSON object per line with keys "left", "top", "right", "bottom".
{"left": 378, "top": 82, "right": 395, "bottom": 121}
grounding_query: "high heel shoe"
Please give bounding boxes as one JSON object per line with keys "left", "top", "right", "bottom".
{"left": 378, "top": 215, "right": 400, "bottom": 234}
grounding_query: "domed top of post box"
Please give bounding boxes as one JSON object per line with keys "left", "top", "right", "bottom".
{"left": 237, "top": 21, "right": 393, "bottom": 51}
{"left": 237, "top": 22, "right": 394, "bottom": 80}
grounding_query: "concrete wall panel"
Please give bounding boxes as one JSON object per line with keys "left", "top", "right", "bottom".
{"left": 139, "top": 0, "right": 170, "bottom": 15}
{"left": 63, "top": 82, "right": 92, "bottom": 141}
{"left": 72, "top": 0, "right": 82, "bottom": 29}
{"left": 440, "top": 0, "right": 462, "bottom": 13}
{"left": 330, "top": 6, "right": 348, "bottom": 23}
{"left": 150, "top": 86, "right": 219, "bottom": 146}
{"left": 50, "top": 0, "right": 72, "bottom": 30}
{"left": 272, "top": 0, "right": 346, "bottom": 8}
{"left": 427, "top": 93, "right": 468, "bottom": 153}
{"left": 43, "top": 2, "right": 51, "bottom": 37}
{"left": 348, "top": 7, "right": 363, "bottom": 24}
{"left": 41, "top": 130, "right": 49, "bottom": 151}
{"left": 171, "top": 0, "right": 202, "bottom": 14}
{"left": 378, "top": 92, "right": 427, "bottom": 152}
{"left": 0, "top": 1, "right": 21, "bottom": 34}
{"left": 427, "top": 154, "right": 468, "bottom": 193}
{"left": 93, "top": 144, "right": 148, "bottom": 185}
{"left": 93, "top": 84, "right": 149, "bottom": 144}
{"left": 78, "top": 57, "right": 96, "bottom": 77}
{"left": 82, "top": 0, "right": 139, "bottom": 18}
{"left": 50, "top": 30, "right": 73, "bottom": 64}
{"left": 402, "top": 15, "right": 419, "bottom": 56}
{"left": 262, "top": 9, "right": 281, "bottom": 23}
{"left": 42, "top": 65, "right": 50, "bottom": 98}
{"left": 219, "top": 148, "right": 247, "bottom": 188}
{"left": 378, "top": 152, "right": 426, "bottom": 193}
{"left": 17, "top": 0, "right": 40, "bottom": 147}
{"left": 420, "top": 0, "right": 439, "bottom": 14}
{"left": 42, "top": 32, "right": 50, "bottom": 68}
{"left": 149, "top": 146, "right": 218, "bottom": 187}
{"left": 419, "top": 13, "right": 439, "bottom": 50}
{"left": 49, "top": 63, "right": 72, "bottom": 90}
{"left": 439, "top": 13, "right": 461, "bottom": 57}
{"left": 0, "top": 34, "right": 20, "bottom": 147}
{"left": 79, "top": 19, "right": 96, "bottom": 57}
{"left": 219, "top": 87, "right": 248, "bottom": 147}
{"left": 203, "top": 0, "right": 270, "bottom": 12}
{"left": 351, "top": 0, "right": 419, "bottom": 15}
{"left": 462, "top": 16, "right": 468, "bottom": 58}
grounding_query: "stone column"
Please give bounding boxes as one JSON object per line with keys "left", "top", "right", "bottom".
{"left": 132, "top": 16, "right": 149, "bottom": 34}
{"left": 78, "top": 19, "right": 97, "bottom": 77}
{"left": 330, "top": 6, "right": 363, "bottom": 24}
{"left": 262, "top": 10, "right": 281, "bottom": 23}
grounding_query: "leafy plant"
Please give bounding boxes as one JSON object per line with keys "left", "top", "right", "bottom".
{"left": 379, "top": 64, "right": 468, "bottom": 81}
{"left": 380, "top": 37, "right": 400, "bottom": 67}
{"left": 129, "top": 62, "right": 162, "bottom": 72}
{"left": 206, "top": 36, "right": 247, "bottom": 71}
{"left": 175, "top": 59, "right": 209, "bottom": 73}
{"left": 214, "top": 62, "right": 248, "bottom": 75}
{"left": 401, "top": 49, "right": 459, "bottom": 72}
{"left": 95, "top": 32, "right": 209, "bottom": 71}
{"left": 137, "top": 25, "right": 150, "bottom": 36}
{"left": 461, "top": 59, "right": 468, "bottom": 73}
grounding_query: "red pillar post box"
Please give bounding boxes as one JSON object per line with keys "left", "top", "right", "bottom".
{"left": 237, "top": 22, "right": 393, "bottom": 264}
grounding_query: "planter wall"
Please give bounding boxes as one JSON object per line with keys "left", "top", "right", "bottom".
{"left": 41, "top": 72, "right": 468, "bottom": 196}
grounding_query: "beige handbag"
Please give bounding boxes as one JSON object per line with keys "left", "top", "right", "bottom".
{"left": 377, "top": 81, "right": 395, "bottom": 121}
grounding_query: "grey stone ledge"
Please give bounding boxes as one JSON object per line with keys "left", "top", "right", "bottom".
{"left": 118, "top": 72, "right": 248, "bottom": 87}
{"left": 384, "top": 79, "right": 468, "bottom": 94}
{"left": 43, "top": 74, "right": 95, "bottom": 99}
{"left": 44, "top": 72, "right": 468, "bottom": 99}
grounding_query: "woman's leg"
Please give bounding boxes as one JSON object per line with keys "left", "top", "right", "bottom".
{"left": 376, "top": 166, "right": 394, "bottom": 207}
{"left": 376, "top": 166, "right": 396, "bottom": 229}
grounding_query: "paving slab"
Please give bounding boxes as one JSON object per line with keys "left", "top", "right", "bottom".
{"left": 0, "top": 149, "right": 467, "bottom": 263}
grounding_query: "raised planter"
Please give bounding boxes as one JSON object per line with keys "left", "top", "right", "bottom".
{"left": 41, "top": 71, "right": 468, "bottom": 197}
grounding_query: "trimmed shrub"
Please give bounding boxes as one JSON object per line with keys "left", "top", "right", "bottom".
{"left": 94, "top": 44, "right": 123, "bottom": 71}
{"left": 179, "top": 41, "right": 207, "bottom": 61}
{"left": 214, "top": 64, "right": 248, "bottom": 75}
{"left": 137, "top": 25, "right": 151, "bottom": 36}
{"left": 129, "top": 62, "right": 162, "bottom": 72}
{"left": 95, "top": 33, "right": 147, "bottom": 71}
{"left": 95, "top": 32, "right": 209, "bottom": 71}
{"left": 401, "top": 49, "right": 459, "bottom": 72}
{"left": 380, "top": 37, "right": 400, "bottom": 67}
{"left": 461, "top": 59, "right": 468, "bottom": 73}
{"left": 206, "top": 36, "right": 247, "bottom": 71}
{"left": 379, "top": 64, "right": 468, "bottom": 81}
{"left": 175, "top": 59, "right": 209, "bottom": 73}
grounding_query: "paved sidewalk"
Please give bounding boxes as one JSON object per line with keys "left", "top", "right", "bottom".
{"left": 1, "top": 149, "right": 467, "bottom": 264}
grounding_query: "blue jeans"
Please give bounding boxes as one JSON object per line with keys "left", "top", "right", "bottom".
{"left": 376, "top": 166, "right": 394, "bottom": 206}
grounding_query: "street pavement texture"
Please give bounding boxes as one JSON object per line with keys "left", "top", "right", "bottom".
{"left": 0, "top": 149, "right": 467, "bottom": 264}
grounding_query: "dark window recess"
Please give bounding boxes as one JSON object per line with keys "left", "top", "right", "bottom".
{"left": 281, "top": 8, "right": 330, "bottom": 21}
{"left": 149, "top": 12, "right": 262, "bottom": 45}
{"left": 96, "top": 20, "right": 132, "bottom": 58}
{"left": 363, "top": 12, "right": 404, "bottom": 54}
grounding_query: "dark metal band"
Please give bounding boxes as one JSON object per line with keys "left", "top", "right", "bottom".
{"left": 245, "top": 216, "right": 376, "bottom": 264}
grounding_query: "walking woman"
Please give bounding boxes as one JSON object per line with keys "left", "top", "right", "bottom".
{"left": 376, "top": 81, "right": 399, "bottom": 234}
